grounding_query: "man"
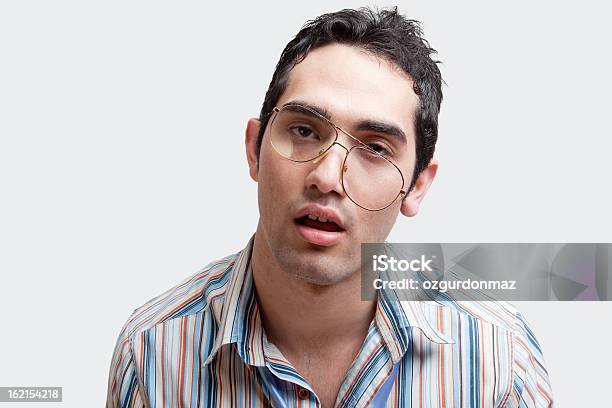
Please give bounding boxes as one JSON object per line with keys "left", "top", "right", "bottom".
{"left": 107, "top": 7, "right": 553, "bottom": 407}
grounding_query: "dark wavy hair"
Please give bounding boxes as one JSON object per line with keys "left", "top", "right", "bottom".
{"left": 256, "top": 6, "right": 443, "bottom": 194}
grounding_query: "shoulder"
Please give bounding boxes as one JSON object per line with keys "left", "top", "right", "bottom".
{"left": 442, "top": 298, "right": 531, "bottom": 333}
{"left": 119, "top": 251, "right": 240, "bottom": 341}
{"left": 438, "top": 299, "right": 549, "bottom": 366}
{"left": 438, "top": 300, "right": 554, "bottom": 407}
{"left": 106, "top": 251, "right": 242, "bottom": 406}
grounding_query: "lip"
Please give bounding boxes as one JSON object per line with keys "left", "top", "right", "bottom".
{"left": 294, "top": 204, "right": 346, "bottom": 247}
{"left": 294, "top": 204, "right": 346, "bottom": 230}
{"left": 294, "top": 223, "right": 345, "bottom": 246}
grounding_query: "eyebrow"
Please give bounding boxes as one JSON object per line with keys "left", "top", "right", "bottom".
{"left": 355, "top": 120, "right": 407, "bottom": 145}
{"left": 281, "top": 100, "right": 408, "bottom": 145}
{"left": 281, "top": 100, "right": 331, "bottom": 120}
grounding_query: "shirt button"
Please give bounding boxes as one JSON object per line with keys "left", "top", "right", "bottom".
{"left": 297, "top": 387, "right": 309, "bottom": 400}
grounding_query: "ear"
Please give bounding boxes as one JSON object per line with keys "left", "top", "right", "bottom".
{"left": 245, "top": 118, "right": 261, "bottom": 182}
{"left": 400, "top": 158, "right": 438, "bottom": 217}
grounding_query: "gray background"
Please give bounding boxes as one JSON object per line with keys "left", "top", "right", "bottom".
{"left": 1, "top": 1, "right": 610, "bottom": 406}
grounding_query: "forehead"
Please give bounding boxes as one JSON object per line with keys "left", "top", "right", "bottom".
{"left": 278, "top": 43, "right": 420, "bottom": 139}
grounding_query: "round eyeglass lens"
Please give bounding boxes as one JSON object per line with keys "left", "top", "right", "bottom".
{"left": 342, "top": 146, "right": 404, "bottom": 210}
{"left": 270, "top": 106, "right": 336, "bottom": 162}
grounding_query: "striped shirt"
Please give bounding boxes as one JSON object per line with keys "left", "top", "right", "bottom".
{"left": 106, "top": 237, "right": 553, "bottom": 407}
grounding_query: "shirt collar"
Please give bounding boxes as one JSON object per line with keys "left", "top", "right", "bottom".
{"left": 202, "top": 236, "right": 454, "bottom": 368}
{"left": 203, "top": 235, "right": 268, "bottom": 367}
{"left": 375, "top": 285, "right": 455, "bottom": 364}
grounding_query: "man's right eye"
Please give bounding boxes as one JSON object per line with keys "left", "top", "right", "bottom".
{"left": 288, "top": 125, "right": 319, "bottom": 140}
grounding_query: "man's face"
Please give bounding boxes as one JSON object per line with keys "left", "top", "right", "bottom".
{"left": 246, "top": 43, "right": 433, "bottom": 285}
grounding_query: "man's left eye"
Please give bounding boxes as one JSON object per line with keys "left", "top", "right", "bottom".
{"left": 367, "top": 143, "right": 392, "bottom": 157}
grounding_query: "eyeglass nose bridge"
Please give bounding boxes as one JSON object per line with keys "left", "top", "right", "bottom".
{"left": 311, "top": 124, "right": 357, "bottom": 168}
{"left": 311, "top": 140, "right": 352, "bottom": 174}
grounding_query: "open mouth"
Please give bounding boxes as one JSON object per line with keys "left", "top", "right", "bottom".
{"left": 295, "top": 214, "right": 344, "bottom": 232}
{"left": 293, "top": 205, "right": 346, "bottom": 246}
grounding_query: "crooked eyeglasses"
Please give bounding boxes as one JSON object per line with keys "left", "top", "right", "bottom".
{"left": 267, "top": 104, "right": 408, "bottom": 211}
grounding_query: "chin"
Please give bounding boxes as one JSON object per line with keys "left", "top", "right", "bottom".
{"left": 291, "top": 273, "right": 341, "bottom": 286}
{"left": 276, "top": 248, "right": 359, "bottom": 286}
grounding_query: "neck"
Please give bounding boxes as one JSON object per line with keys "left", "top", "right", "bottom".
{"left": 251, "top": 223, "right": 376, "bottom": 356}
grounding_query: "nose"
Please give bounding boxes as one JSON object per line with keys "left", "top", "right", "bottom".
{"left": 304, "top": 142, "right": 348, "bottom": 198}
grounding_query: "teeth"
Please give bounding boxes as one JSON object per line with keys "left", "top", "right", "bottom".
{"left": 306, "top": 214, "right": 330, "bottom": 223}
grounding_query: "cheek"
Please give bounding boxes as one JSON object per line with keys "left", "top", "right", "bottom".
{"left": 356, "top": 207, "right": 400, "bottom": 241}
{"left": 257, "top": 146, "right": 299, "bottom": 217}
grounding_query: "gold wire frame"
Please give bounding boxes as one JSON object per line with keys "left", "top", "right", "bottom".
{"left": 267, "top": 104, "right": 407, "bottom": 211}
